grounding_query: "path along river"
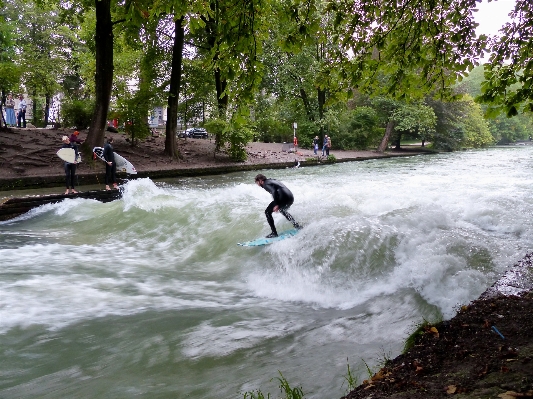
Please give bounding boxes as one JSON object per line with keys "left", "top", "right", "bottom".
{"left": 1, "top": 146, "right": 532, "bottom": 399}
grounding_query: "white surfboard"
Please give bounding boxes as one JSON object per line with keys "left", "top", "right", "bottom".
{"left": 114, "top": 152, "right": 137, "bottom": 174}
{"left": 56, "top": 148, "right": 76, "bottom": 163}
{"left": 93, "top": 147, "right": 137, "bottom": 174}
{"left": 238, "top": 229, "right": 300, "bottom": 247}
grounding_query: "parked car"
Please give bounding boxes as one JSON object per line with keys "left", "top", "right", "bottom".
{"left": 177, "top": 128, "right": 194, "bottom": 138}
{"left": 190, "top": 128, "right": 208, "bottom": 139}
{"left": 177, "top": 127, "right": 208, "bottom": 139}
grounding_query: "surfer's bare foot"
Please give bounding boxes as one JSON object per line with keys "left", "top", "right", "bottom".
{"left": 113, "top": 184, "right": 118, "bottom": 189}
{"left": 64, "top": 190, "right": 69, "bottom": 195}
{"left": 71, "top": 190, "right": 78, "bottom": 194}
{"left": 105, "top": 185, "right": 111, "bottom": 190}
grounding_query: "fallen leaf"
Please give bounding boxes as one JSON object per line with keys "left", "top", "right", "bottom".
{"left": 446, "top": 385, "right": 457, "bottom": 394}
{"left": 498, "top": 391, "right": 524, "bottom": 398}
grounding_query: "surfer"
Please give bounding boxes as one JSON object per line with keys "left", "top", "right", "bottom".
{"left": 103, "top": 137, "right": 118, "bottom": 190}
{"left": 61, "top": 136, "right": 78, "bottom": 195}
{"left": 255, "top": 174, "right": 302, "bottom": 238}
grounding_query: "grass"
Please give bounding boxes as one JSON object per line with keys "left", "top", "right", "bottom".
{"left": 242, "top": 371, "right": 305, "bottom": 399}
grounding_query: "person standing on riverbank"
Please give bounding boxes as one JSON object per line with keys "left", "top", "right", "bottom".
{"left": 326, "top": 135, "right": 332, "bottom": 156}
{"left": 17, "top": 94, "right": 26, "bottom": 128}
{"left": 103, "top": 137, "right": 118, "bottom": 190}
{"left": 255, "top": 174, "right": 302, "bottom": 238}
{"left": 61, "top": 136, "right": 78, "bottom": 195}
{"left": 322, "top": 135, "right": 328, "bottom": 156}
{"left": 313, "top": 136, "right": 319, "bottom": 155}
{"left": 4, "top": 94, "right": 16, "bottom": 127}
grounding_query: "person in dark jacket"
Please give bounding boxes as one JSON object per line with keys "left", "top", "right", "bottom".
{"left": 103, "top": 137, "right": 118, "bottom": 190}
{"left": 61, "top": 136, "right": 78, "bottom": 195}
{"left": 69, "top": 130, "right": 84, "bottom": 145}
{"left": 255, "top": 174, "right": 302, "bottom": 238}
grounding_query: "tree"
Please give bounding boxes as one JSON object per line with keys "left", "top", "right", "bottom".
{"left": 478, "top": 0, "right": 533, "bottom": 117}
{"left": 328, "top": 0, "right": 485, "bottom": 151}
{"left": 3, "top": 0, "right": 72, "bottom": 126}
{"left": 0, "top": 9, "right": 20, "bottom": 127}
{"left": 391, "top": 103, "right": 437, "bottom": 149}
{"left": 84, "top": 0, "right": 114, "bottom": 151}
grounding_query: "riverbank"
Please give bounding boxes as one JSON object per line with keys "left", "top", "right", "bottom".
{"left": 0, "top": 127, "right": 431, "bottom": 191}
{"left": 342, "top": 253, "right": 533, "bottom": 399}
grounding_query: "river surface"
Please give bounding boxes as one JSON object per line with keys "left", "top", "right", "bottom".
{"left": 1, "top": 147, "right": 532, "bottom": 399}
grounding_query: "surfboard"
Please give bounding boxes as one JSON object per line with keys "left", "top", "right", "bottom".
{"left": 114, "top": 152, "right": 137, "bottom": 174}
{"left": 93, "top": 147, "right": 106, "bottom": 162}
{"left": 56, "top": 148, "right": 76, "bottom": 163}
{"left": 238, "top": 228, "right": 300, "bottom": 247}
{"left": 93, "top": 147, "right": 137, "bottom": 174}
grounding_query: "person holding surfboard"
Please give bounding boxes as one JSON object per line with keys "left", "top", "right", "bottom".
{"left": 103, "top": 137, "right": 118, "bottom": 190}
{"left": 61, "top": 136, "right": 78, "bottom": 195}
{"left": 255, "top": 174, "right": 302, "bottom": 238}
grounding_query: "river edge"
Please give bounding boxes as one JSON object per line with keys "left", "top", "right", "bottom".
{"left": 0, "top": 127, "right": 433, "bottom": 192}
{"left": 339, "top": 252, "right": 533, "bottom": 399}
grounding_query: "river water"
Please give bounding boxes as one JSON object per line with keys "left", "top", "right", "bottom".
{"left": 1, "top": 147, "right": 532, "bottom": 398}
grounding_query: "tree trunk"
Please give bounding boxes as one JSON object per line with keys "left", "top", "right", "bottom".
{"left": 214, "top": 68, "right": 227, "bottom": 117}
{"left": 394, "top": 132, "right": 402, "bottom": 150}
{"left": 32, "top": 89, "right": 37, "bottom": 126}
{"left": 44, "top": 94, "right": 50, "bottom": 126}
{"left": 164, "top": 16, "right": 185, "bottom": 158}
{"left": 377, "top": 120, "right": 395, "bottom": 152}
{"left": 84, "top": 0, "right": 114, "bottom": 152}
{"left": 299, "top": 87, "right": 314, "bottom": 122}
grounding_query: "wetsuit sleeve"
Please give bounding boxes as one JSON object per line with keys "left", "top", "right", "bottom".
{"left": 103, "top": 144, "right": 113, "bottom": 162}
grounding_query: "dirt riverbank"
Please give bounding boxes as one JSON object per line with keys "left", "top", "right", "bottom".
{"left": 0, "top": 126, "right": 429, "bottom": 191}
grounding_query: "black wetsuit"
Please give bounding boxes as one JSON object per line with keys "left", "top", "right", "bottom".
{"left": 103, "top": 142, "right": 116, "bottom": 186}
{"left": 260, "top": 179, "right": 300, "bottom": 235}
{"left": 62, "top": 143, "right": 78, "bottom": 190}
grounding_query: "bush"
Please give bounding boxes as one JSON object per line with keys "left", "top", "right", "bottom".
{"left": 61, "top": 99, "right": 93, "bottom": 130}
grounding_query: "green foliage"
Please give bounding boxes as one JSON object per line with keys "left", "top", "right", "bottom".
{"left": 114, "top": 96, "right": 151, "bottom": 144}
{"left": 254, "top": 116, "right": 292, "bottom": 143}
{"left": 342, "top": 359, "right": 358, "bottom": 394}
{"left": 205, "top": 117, "right": 254, "bottom": 161}
{"left": 460, "top": 95, "right": 493, "bottom": 148}
{"left": 459, "top": 65, "right": 533, "bottom": 144}
{"left": 275, "top": 372, "right": 305, "bottom": 399}
{"left": 204, "top": 118, "right": 229, "bottom": 152}
{"left": 225, "top": 125, "right": 255, "bottom": 161}
{"left": 294, "top": 120, "right": 319, "bottom": 148}
{"left": 326, "top": 154, "right": 336, "bottom": 162}
{"left": 361, "top": 359, "right": 374, "bottom": 380}
{"left": 329, "top": 0, "right": 483, "bottom": 100}
{"left": 335, "top": 106, "right": 382, "bottom": 150}
{"left": 478, "top": 1, "right": 533, "bottom": 117}
{"left": 243, "top": 390, "right": 270, "bottom": 399}
{"left": 61, "top": 99, "right": 93, "bottom": 130}
{"left": 241, "top": 371, "right": 304, "bottom": 399}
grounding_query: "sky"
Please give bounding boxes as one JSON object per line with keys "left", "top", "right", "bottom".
{"left": 474, "top": 0, "right": 516, "bottom": 36}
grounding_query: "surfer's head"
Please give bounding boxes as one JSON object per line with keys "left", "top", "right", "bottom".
{"left": 107, "top": 137, "right": 114, "bottom": 144}
{"left": 255, "top": 174, "right": 267, "bottom": 186}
